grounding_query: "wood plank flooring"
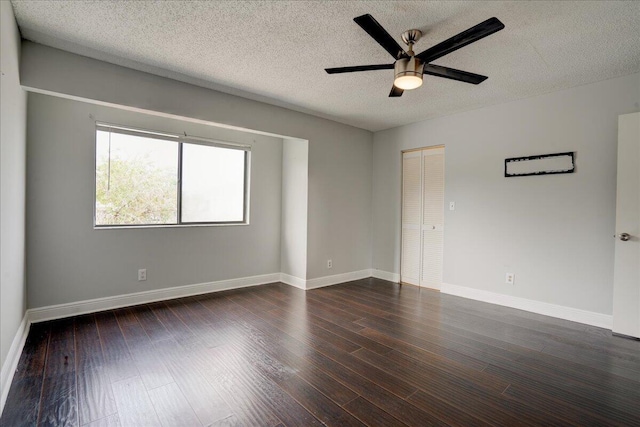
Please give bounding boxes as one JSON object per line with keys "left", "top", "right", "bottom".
{"left": 2, "top": 278, "right": 639, "bottom": 426}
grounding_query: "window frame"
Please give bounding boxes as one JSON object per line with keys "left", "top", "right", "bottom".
{"left": 93, "top": 122, "right": 251, "bottom": 229}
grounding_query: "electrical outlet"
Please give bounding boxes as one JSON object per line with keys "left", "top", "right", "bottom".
{"left": 505, "top": 272, "right": 514, "bottom": 285}
{"left": 449, "top": 201, "right": 455, "bottom": 211}
{"left": 138, "top": 269, "right": 147, "bottom": 281}
{"left": 327, "top": 259, "right": 333, "bottom": 269}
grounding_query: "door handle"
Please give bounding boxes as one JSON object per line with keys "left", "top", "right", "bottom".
{"left": 618, "top": 233, "right": 631, "bottom": 241}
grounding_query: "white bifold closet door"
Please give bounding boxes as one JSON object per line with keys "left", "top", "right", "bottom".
{"left": 401, "top": 147, "right": 444, "bottom": 289}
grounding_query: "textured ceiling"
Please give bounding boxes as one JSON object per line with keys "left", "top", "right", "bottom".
{"left": 11, "top": 1, "right": 640, "bottom": 131}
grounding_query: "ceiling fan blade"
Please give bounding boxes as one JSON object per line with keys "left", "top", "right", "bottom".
{"left": 325, "top": 64, "right": 394, "bottom": 74}
{"left": 389, "top": 85, "right": 404, "bottom": 97}
{"left": 423, "top": 64, "right": 488, "bottom": 84}
{"left": 416, "top": 17, "right": 505, "bottom": 63}
{"left": 354, "top": 14, "right": 407, "bottom": 60}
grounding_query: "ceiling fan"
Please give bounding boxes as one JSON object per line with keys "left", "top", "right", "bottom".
{"left": 325, "top": 14, "right": 505, "bottom": 97}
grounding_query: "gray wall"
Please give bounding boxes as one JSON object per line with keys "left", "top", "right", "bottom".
{"left": 373, "top": 73, "right": 640, "bottom": 315}
{"left": 281, "top": 138, "right": 309, "bottom": 280}
{"left": 0, "top": 1, "right": 28, "bottom": 371}
{"left": 27, "top": 93, "right": 283, "bottom": 308}
{"left": 21, "top": 42, "right": 373, "bottom": 285}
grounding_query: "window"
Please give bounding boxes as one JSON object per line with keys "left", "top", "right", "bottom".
{"left": 95, "top": 124, "right": 249, "bottom": 227}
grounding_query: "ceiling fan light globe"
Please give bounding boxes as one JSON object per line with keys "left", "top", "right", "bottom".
{"left": 394, "top": 75, "right": 423, "bottom": 90}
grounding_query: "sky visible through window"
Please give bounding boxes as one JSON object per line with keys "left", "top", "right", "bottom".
{"left": 182, "top": 143, "right": 245, "bottom": 222}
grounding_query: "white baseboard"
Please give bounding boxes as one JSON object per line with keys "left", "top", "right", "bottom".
{"left": 28, "top": 273, "right": 281, "bottom": 324}
{"left": 440, "top": 283, "right": 613, "bottom": 329}
{"left": 280, "top": 269, "right": 373, "bottom": 290}
{"left": 305, "top": 269, "right": 372, "bottom": 290}
{"left": 1, "top": 313, "right": 30, "bottom": 414}
{"left": 26, "top": 268, "right": 379, "bottom": 324}
{"left": 279, "top": 273, "right": 306, "bottom": 290}
{"left": 372, "top": 269, "right": 400, "bottom": 283}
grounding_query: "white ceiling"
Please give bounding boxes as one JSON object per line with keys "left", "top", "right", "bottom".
{"left": 11, "top": 1, "right": 640, "bottom": 131}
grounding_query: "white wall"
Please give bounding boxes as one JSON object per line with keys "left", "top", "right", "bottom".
{"left": 373, "top": 73, "right": 640, "bottom": 315}
{"left": 281, "top": 138, "right": 309, "bottom": 280}
{"left": 26, "top": 93, "right": 283, "bottom": 308}
{"left": 0, "top": 1, "right": 27, "bottom": 374}
{"left": 21, "top": 42, "right": 373, "bottom": 285}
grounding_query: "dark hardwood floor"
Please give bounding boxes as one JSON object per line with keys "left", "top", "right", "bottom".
{"left": 2, "top": 278, "right": 639, "bottom": 426}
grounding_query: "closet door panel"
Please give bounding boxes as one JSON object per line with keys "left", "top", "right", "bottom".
{"left": 421, "top": 148, "right": 444, "bottom": 289}
{"left": 401, "top": 152, "right": 422, "bottom": 285}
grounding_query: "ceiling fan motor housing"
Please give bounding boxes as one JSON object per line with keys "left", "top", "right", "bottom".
{"left": 394, "top": 56, "right": 424, "bottom": 89}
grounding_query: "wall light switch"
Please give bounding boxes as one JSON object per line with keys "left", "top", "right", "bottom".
{"left": 449, "top": 201, "right": 455, "bottom": 211}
